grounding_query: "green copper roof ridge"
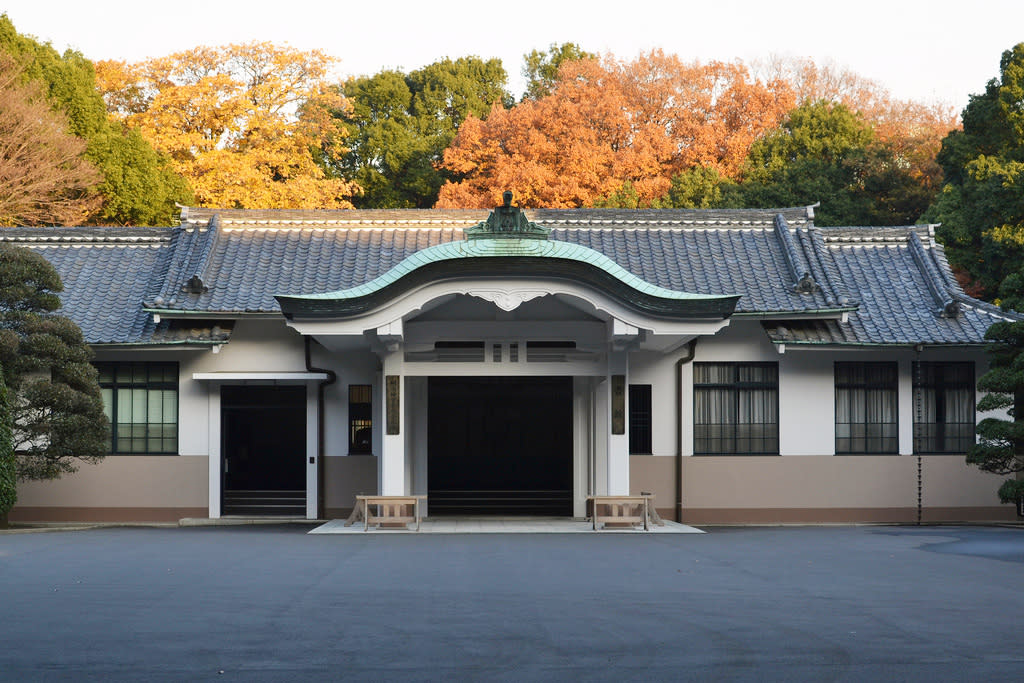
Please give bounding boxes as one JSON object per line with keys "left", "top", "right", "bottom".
{"left": 282, "top": 238, "right": 735, "bottom": 303}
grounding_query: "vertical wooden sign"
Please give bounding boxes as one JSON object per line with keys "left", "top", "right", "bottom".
{"left": 386, "top": 375, "right": 400, "bottom": 435}
{"left": 611, "top": 374, "right": 626, "bottom": 435}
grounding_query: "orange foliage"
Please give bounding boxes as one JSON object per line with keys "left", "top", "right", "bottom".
{"left": 95, "top": 43, "right": 357, "bottom": 209}
{"left": 437, "top": 52, "right": 793, "bottom": 209}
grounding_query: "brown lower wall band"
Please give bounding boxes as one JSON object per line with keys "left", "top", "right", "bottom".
{"left": 680, "top": 506, "right": 1017, "bottom": 525}
{"left": 9, "top": 507, "right": 209, "bottom": 523}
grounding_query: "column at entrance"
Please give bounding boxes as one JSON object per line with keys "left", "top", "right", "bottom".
{"left": 606, "top": 350, "right": 629, "bottom": 495}
{"left": 380, "top": 349, "right": 406, "bottom": 495}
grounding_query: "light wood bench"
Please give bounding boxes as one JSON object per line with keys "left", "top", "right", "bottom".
{"left": 345, "top": 495, "right": 426, "bottom": 531}
{"left": 588, "top": 495, "right": 656, "bottom": 530}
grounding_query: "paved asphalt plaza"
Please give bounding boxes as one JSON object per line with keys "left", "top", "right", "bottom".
{"left": 2, "top": 524, "right": 1023, "bottom": 681}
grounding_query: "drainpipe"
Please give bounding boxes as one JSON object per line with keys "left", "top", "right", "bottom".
{"left": 675, "top": 339, "right": 699, "bottom": 523}
{"left": 913, "top": 344, "right": 923, "bottom": 525}
{"left": 305, "top": 337, "right": 337, "bottom": 520}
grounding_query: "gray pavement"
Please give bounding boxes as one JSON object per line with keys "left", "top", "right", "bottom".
{"left": 2, "top": 524, "right": 1023, "bottom": 681}
{"left": 309, "top": 517, "right": 704, "bottom": 533}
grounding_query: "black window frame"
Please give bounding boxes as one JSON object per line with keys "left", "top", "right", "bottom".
{"left": 834, "top": 362, "right": 899, "bottom": 455}
{"left": 348, "top": 384, "right": 373, "bottom": 454}
{"left": 693, "top": 362, "right": 779, "bottom": 455}
{"left": 629, "top": 384, "right": 653, "bottom": 455}
{"left": 95, "top": 361, "right": 179, "bottom": 455}
{"left": 913, "top": 361, "right": 976, "bottom": 454}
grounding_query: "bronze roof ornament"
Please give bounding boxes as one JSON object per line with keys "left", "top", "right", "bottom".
{"left": 464, "top": 191, "right": 550, "bottom": 240}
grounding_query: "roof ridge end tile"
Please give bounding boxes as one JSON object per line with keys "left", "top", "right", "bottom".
{"left": 908, "top": 231, "right": 960, "bottom": 318}
{"left": 773, "top": 215, "right": 814, "bottom": 292}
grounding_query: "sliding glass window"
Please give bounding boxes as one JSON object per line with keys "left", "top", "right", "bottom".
{"left": 913, "top": 362, "right": 975, "bottom": 454}
{"left": 835, "top": 362, "right": 898, "bottom": 454}
{"left": 694, "top": 363, "right": 778, "bottom": 454}
{"left": 96, "top": 362, "right": 178, "bottom": 454}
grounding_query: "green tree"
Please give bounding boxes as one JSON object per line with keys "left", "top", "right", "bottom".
{"left": 593, "top": 181, "right": 649, "bottom": 209}
{"left": 662, "top": 166, "right": 738, "bottom": 209}
{"left": 522, "top": 42, "right": 595, "bottom": 100}
{"left": 924, "top": 44, "right": 1024, "bottom": 306}
{"left": 0, "top": 362, "right": 15, "bottom": 527}
{"left": 335, "top": 57, "right": 510, "bottom": 208}
{"left": 0, "top": 245, "right": 107, "bottom": 481}
{"left": 86, "top": 124, "right": 192, "bottom": 226}
{"left": 730, "top": 101, "right": 931, "bottom": 226}
{"left": 967, "top": 321, "right": 1024, "bottom": 504}
{"left": 334, "top": 70, "right": 437, "bottom": 208}
{"left": 0, "top": 14, "right": 191, "bottom": 225}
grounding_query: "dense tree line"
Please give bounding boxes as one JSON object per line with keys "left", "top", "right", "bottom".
{"left": 437, "top": 50, "right": 957, "bottom": 228}
{"left": 923, "top": 44, "right": 1024, "bottom": 306}
{"left": 6, "top": 13, "right": 1024, "bottom": 314}
{"left": 0, "top": 15, "right": 190, "bottom": 226}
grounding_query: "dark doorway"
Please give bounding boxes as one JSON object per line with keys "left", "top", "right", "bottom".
{"left": 428, "top": 377, "right": 573, "bottom": 515}
{"left": 221, "top": 385, "right": 306, "bottom": 515}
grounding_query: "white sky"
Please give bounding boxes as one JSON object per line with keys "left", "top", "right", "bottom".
{"left": 3, "top": 0, "right": 1022, "bottom": 110}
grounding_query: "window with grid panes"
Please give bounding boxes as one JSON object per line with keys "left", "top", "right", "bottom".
{"left": 629, "top": 384, "right": 652, "bottom": 454}
{"left": 349, "top": 385, "right": 372, "bottom": 454}
{"left": 694, "top": 363, "right": 778, "bottom": 454}
{"left": 95, "top": 362, "right": 178, "bottom": 454}
{"left": 913, "top": 362, "right": 975, "bottom": 454}
{"left": 835, "top": 362, "right": 898, "bottom": 454}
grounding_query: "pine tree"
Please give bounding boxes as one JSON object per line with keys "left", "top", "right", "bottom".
{"left": 967, "top": 321, "right": 1024, "bottom": 504}
{"left": 0, "top": 362, "right": 16, "bottom": 527}
{"left": 0, "top": 245, "right": 107, "bottom": 481}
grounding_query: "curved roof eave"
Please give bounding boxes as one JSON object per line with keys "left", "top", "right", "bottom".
{"left": 276, "top": 238, "right": 739, "bottom": 321}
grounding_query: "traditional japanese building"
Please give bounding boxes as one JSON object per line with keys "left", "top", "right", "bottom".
{"left": 5, "top": 199, "right": 1019, "bottom": 523}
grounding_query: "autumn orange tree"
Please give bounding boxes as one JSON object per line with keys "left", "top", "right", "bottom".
{"left": 436, "top": 51, "right": 794, "bottom": 208}
{"left": 95, "top": 43, "right": 358, "bottom": 209}
{"left": 0, "top": 55, "right": 100, "bottom": 226}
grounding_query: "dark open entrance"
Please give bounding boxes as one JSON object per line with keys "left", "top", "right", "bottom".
{"left": 428, "top": 377, "right": 573, "bottom": 516}
{"left": 221, "top": 385, "right": 306, "bottom": 515}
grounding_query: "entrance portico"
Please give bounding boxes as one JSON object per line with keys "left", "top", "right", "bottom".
{"left": 278, "top": 195, "right": 738, "bottom": 517}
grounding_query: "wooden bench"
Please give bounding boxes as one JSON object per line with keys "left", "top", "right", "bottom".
{"left": 344, "top": 495, "right": 426, "bottom": 531}
{"left": 588, "top": 495, "right": 657, "bottom": 531}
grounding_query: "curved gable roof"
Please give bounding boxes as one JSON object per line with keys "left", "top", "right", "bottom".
{"left": 276, "top": 237, "right": 739, "bottom": 321}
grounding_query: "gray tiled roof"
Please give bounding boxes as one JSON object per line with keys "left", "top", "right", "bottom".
{"left": 762, "top": 226, "right": 1020, "bottom": 346}
{"left": 1, "top": 228, "right": 172, "bottom": 344}
{"left": 0, "top": 228, "right": 230, "bottom": 345}
{"left": 3, "top": 206, "right": 1018, "bottom": 346}
{"left": 161, "top": 206, "right": 830, "bottom": 315}
{"left": 557, "top": 226, "right": 846, "bottom": 313}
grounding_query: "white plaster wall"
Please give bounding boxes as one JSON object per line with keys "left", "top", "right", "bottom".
{"left": 628, "top": 320, "right": 783, "bottom": 461}
{"left": 681, "top": 321, "right": 993, "bottom": 458}
{"left": 776, "top": 352, "right": 834, "bottom": 455}
{"left": 94, "top": 320, "right": 384, "bottom": 515}
{"left": 628, "top": 351, "right": 682, "bottom": 456}
{"left": 313, "top": 346, "right": 379, "bottom": 458}
{"left": 80, "top": 315, "right": 997, "bottom": 518}
{"left": 114, "top": 319, "right": 379, "bottom": 461}
{"left": 173, "top": 319, "right": 311, "bottom": 456}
